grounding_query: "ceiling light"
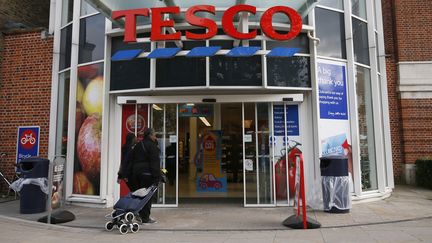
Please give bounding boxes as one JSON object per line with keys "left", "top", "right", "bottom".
{"left": 152, "top": 104, "right": 163, "bottom": 110}
{"left": 199, "top": 117, "right": 211, "bottom": 127}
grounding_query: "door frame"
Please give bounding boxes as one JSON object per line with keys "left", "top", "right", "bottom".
{"left": 114, "top": 94, "right": 304, "bottom": 207}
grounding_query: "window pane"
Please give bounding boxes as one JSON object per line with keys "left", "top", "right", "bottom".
{"left": 351, "top": 0, "right": 367, "bottom": 19}
{"left": 355, "top": 66, "right": 377, "bottom": 191}
{"left": 81, "top": 0, "right": 98, "bottom": 16}
{"left": 61, "top": 0, "right": 73, "bottom": 26}
{"left": 266, "top": 33, "right": 309, "bottom": 54}
{"left": 318, "top": 0, "right": 344, "bottom": 10}
{"left": 55, "top": 72, "right": 70, "bottom": 156}
{"left": 267, "top": 56, "right": 311, "bottom": 87}
{"left": 156, "top": 57, "right": 206, "bottom": 87}
{"left": 352, "top": 18, "right": 370, "bottom": 65}
{"left": 60, "top": 25, "right": 72, "bottom": 70}
{"left": 210, "top": 56, "right": 262, "bottom": 86}
{"left": 111, "top": 59, "right": 150, "bottom": 90}
{"left": 79, "top": 14, "right": 106, "bottom": 64}
{"left": 315, "top": 8, "right": 346, "bottom": 59}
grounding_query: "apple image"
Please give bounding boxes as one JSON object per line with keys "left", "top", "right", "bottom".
{"left": 73, "top": 171, "right": 95, "bottom": 195}
{"left": 76, "top": 80, "right": 85, "bottom": 103}
{"left": 82, "top": 76, "right": 103, "bottom": 115}
{"left": 77, "top": 113, "right": 101, "bottom": 182}
{"left": 78, "top": 65, "right": 98, "bottom": 81}
{"left": 75, "top": 102, "right": 86, "bottom": 136}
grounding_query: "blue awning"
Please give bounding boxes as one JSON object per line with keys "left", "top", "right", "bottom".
{"left": 111, "top": 49, "right": 142, "bottom": 61}
{"left": 226, "top": 46, "right": 261, "bottom": 57}
{"left": 147, "top": 47, "right": 181, "bottom": 59}
{"left": 186, "top": 46, "right": 221, "bottom": 57}
{"left": 266, "top": 47, "right": 300, "bottom": 57}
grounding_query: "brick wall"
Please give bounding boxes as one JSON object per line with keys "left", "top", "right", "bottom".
{"left": 393, "top": 0, "right": 432, "bottom": 62}
{"left": 401, "top": 100, "right": 432, "bottom": 164}
{"left": 0, "top": 30, "right": 53, "bottom": 185}
{"left": 382, "top": 0, "right": 432, "bottom": 183}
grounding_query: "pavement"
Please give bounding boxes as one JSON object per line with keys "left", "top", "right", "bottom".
{"left": 0, "top": 185, "right": 432, "bottom": 242}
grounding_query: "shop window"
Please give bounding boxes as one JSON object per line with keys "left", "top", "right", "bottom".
{"left": 351, "top": 0, "right": 367, "bottom": 20}
{"left": 81, "top": 0, "right": 98, "bottom": 16}
{"left": 61, "top": 0, "right": 73, "bottom": 26}
{"left": 315, "top": 8, "right": 346, "bottom": 59}
{"left": 111, "top": 59, "right": 150, "bottom": 90}
{"left": 73, "top": 63, "right": 104, "bottom": 196}
{"left": 210, "top": 56, "right": 262, "bottom": 86}
{"left": 165, "top": 41, "right": 206, "bottom": 50}
{"left": 267, "top": 56, "right": 311, "bottom": 87}
{"left": 111, "top": 36, "right": 151, "bottom": 53}
{"left": 266, "top": 33, "right": 309, "bottom": 54}
{"left": 156, "top": 57, "right": 206, "bottom": 87}
{"left": 79, "top": 14, "right": 106, "bottom": 64}
{"left": 59, "top": 25, "right": 72, "bottom": 70}
{"left": 355, "top": 66, "right": 378, "bottom": 191}
{"left": 352, "top": 18, "right": 370, "bottom": 65}
{"left": 55, "top": 72, "right": 70, "bottom": 157}
{"left": 110, "top": 37, "right": 151, "bottom": 91}
{"left": 318, "top": 0, "right": 344, "bottom": 10}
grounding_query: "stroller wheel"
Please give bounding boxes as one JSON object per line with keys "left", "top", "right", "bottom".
{"left": 119, "top": 223, "right": 128, "bottom": 234}
{"left": 105, "top": 221, "right": 114, "bottom": 231}
{"left": 125, "top": 212, "right": 135, "bottom": 222}
{"left": 130, "top": 223, "right": 140, "bottom": 233}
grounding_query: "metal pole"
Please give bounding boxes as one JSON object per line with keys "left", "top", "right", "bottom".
{"left": 46, "top": 157, "right": 54, "bottom": 224}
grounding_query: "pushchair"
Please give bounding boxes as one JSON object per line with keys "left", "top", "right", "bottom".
{"left": 105, "top": 169, "right": 167, "bottom": 234}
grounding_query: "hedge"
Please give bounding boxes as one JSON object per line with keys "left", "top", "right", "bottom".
{"left": 416, "top": 159, "right": 432, "bottom": 189}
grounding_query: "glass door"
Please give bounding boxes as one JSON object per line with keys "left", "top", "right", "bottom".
{"left": 150, "top": 104, "right": 178, "bottom": 206}
{"left": 243, "top": 103, "right": 274, "bottom": 206}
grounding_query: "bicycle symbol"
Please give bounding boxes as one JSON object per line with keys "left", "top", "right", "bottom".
{"left": 21, "top": 133, "right": 36, "bottom": 145}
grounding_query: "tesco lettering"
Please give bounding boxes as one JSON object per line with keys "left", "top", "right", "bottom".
{"left": 112, "top": 4, "right": 302, "bottom": 43}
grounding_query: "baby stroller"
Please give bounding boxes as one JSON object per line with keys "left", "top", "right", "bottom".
{"left": 105, "top": 169, "right": 167, "bottom": 234}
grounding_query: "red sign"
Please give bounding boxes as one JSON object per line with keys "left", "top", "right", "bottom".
{"left": 112, "top": 5, "right": 302, "bottom": 43}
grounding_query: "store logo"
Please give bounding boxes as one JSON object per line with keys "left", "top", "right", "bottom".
{"left": 125, "top": 114, "right": 146, "bottom": 134}
{"left": 113, "top": 5, "right": 302, "bottom": 43}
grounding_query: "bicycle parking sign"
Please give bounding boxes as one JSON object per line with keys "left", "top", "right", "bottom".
{"left": 16, "top": 126, "right": 40, "bottom": 164}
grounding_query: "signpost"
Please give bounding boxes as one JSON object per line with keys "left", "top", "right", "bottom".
{"left": 16, "top": 126, "right": 40, "bottom": 165}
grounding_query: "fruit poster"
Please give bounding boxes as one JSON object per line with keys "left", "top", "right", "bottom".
{"left": 73, "top": 63, "right": 104, "bottom": 196}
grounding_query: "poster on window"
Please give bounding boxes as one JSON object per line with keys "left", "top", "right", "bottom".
{"left": 119, "top": 104, "right": 148, "bottom": 196}
{"left": 273, "top": 105, "right": 301, "bottom": 202}
{"left": 317, "top": 59, "right": 354, "bottom": 192}
{"left": 317, "top": 60, "right": 351, "bottom": 157}
{"left": 73, "top": 63, "right": 104, "bottom": 196}
{"left": 196, "top": 131, "right": 227, "bottom": 192}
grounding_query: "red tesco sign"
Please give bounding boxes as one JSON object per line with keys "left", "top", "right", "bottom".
{"left": 112, "top": 5, "right": 302, "bottom": 43}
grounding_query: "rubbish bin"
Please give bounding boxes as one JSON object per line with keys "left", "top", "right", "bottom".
{"left": 320, "top": 156, "right": 351, "bottom": 213}
{"left": 18, "top": 157, "right": 49, "bottom": 214}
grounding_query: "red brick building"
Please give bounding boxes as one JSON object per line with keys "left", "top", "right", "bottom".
{"left": 382, "top": 0, "right": 432, "bottom": 184}
{"left": 0, "top": 0, "right": 431, "bottom": 201}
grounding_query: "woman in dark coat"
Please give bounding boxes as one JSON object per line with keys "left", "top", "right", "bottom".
{"left": 127, "top": 128, "right": 160, "bottom": 224}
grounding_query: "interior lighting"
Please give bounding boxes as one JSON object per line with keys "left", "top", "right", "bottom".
{"left": 152, "top": 104, "right": 163, "bottom": 110}
{"left": 199, "top": 116, "right": 212, "bottom": 127}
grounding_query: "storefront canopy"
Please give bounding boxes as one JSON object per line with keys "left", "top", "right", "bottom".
{"left": 85, "top": 0, "right": 320, "bottom": 23}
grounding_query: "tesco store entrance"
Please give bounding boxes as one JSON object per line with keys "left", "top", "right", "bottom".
{"left": 115, "top": 95, "right": 307, "bottom": 207}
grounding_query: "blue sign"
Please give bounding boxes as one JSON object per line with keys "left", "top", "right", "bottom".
{"left": 318, "top": 62, "right": 348, "bottom": 120}
{"left": 321, "top": 133, "right": 347, "bottom": 156}
{"left": 16, "top": 126, "right": 40, "bottom": 164}
{"left": 273, "top": 105, "right": 299, "bottom": 136}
